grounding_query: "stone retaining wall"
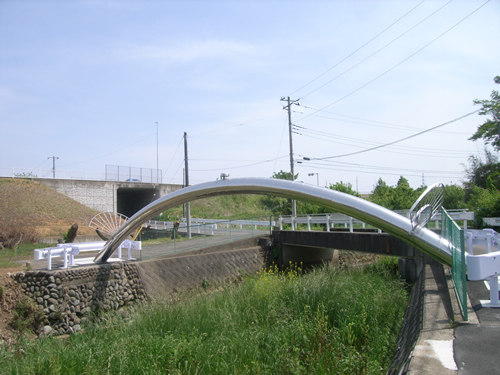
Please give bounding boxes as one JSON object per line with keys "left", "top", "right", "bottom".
{"left": 13, "top": 262, "right": 147, "bottom": 335}
{"left": 12, "top": 241, "right": 271, "bottom": 336}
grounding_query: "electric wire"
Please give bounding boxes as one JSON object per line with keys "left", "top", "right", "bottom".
{"left": 305, "top": 110, "right": 480, "bottom": 160}
{"left": 295, "top": 105, "right": 472, "bottom": 135}
{"left": 191, "top": 155, "right": 288, "bottom": 172}
{"left": 296, "top": 161, "right": 463, "bottom": 179}
{"left": 294, "top": 125, "right": 474, "bottom": 157}
{"left": 297, "top": 0, "right": 453, "bottom": 100}
{"left": 168, "top": 160, "right": 185, "bottom": 184}
{"left": 298, "top": 0, "right": 491, "bottom": 121}
{"left": 289, "top": 0, "right": 426, "bottom": 96}
{"left": 163, "top": 136, "right": 184, "bottom": 177}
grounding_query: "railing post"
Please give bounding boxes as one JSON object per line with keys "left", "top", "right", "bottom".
{"left": 279, "top": 216, "right": 283, "bottom": 230}
{"left": 490, "top": 277, "right": 499, "bottom": 305}
{"left": 349, "top": 217, "right": 353, "bottom": 233}
{"left": 307, "top": 215, "right": 311, "bottom": 231}
{"left": 326, "top": 214, "right": 330, "bottom": 232}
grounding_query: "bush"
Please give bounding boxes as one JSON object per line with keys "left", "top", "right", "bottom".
{"left": 11, "top": 296, "right": 45, "bottom": 333}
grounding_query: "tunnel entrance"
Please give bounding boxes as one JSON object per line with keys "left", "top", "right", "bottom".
{"left": 117, "top": 187, "right": 158, "bottom": 218}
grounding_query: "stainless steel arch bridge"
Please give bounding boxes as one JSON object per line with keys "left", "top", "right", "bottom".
{"left": 94, "top": 178, "right": 452, "bottom": 266}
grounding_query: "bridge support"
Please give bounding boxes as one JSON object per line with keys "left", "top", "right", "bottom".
{"left": 279, "top": 244, "right": 337, "bottom": 269}
{"left": 398, "top": 248, "right": 425, "bottom": 283}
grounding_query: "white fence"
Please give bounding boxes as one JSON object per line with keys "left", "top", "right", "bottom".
{"left": 34, "top": 240, "right": 141, "bottom": 271}
{"left": 278, "top": 209, "right": 474, "bottom": 232}
{"left": 146, "top": 218, "right": 276, "bottom": 235}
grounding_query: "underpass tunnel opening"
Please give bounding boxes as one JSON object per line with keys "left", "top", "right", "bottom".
{"left": 117, "top": 187, "right": 159, "bottom": 218}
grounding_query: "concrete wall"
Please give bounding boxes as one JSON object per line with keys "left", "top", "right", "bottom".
{"left": 34, "top": 178, "right": 183, "bottom": 214}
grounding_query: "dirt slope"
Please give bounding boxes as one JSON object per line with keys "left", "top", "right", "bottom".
{"left": 0, "top": 178, "right": 99, "bottom": 242}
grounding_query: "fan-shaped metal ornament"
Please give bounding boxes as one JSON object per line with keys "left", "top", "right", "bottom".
{"left": 89, "top": 212, "right": 129, "bottom": 240}
{"left": 409, "top": 183, "right": 445, "bottom": 230}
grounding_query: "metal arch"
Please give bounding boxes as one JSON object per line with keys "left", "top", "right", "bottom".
{"left": 94, "top": 178, "right": 452, "bottom": 266}
{"left": 409, "top": 183, "right": 445, "bottom": 230}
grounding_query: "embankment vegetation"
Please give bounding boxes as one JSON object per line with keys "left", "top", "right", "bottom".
{"left": 0, "top": 259, "right": 407, "bottom": 374}
{"left": 0, "top": 178, "right": 99, "bottom": 248}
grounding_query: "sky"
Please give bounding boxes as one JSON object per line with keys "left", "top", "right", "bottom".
{"left": 0, "top": 0, "right": 499, "bottom": 193}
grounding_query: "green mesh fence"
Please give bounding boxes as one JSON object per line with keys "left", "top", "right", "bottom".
{"left": 441, "top": 207, "right": 468, "bottom": 321}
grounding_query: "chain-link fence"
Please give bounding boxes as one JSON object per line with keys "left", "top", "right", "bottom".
{"left": 135, "top": 217, "right": 275, "bottom": 260}
{"left": 105, "top": 165, "right": 162, "bottom": 183}
{"left": 441, "top": 207, "right": 467, "bottom": 321}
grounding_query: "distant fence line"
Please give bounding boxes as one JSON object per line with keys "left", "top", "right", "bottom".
{"left": 0, "top": 166, "right": 185, "bottom": 184}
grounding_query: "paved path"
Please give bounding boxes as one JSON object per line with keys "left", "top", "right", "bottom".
{"left": 454, "top": 278, "right": 500, "bottom": 374}
{"left": 452, "top": 243, "right": 500, "bottom": 374}
{"left": 28, "top": 229, "right": 269, "bottom": 271}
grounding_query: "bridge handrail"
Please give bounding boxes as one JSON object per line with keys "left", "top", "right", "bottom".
{"left": 278, "top": 209, "right": 474, "bottom": 232}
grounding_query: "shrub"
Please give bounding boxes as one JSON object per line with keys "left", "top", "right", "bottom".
{"left": 11, "top": 296, "right": 45, "bottom": 333}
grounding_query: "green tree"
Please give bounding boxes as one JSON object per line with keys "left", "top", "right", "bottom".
{"left": 469, "top": 75, "right": 500, "bottom": 150}
{"left": 443, "top": 184, "right": 467, "bottom": 209}
{"left": 464, "top": 150, "right": 500, "bottom": 191}
{"left": 370, "top": 178, "right": 393, "bottom": 208}
{"left": 369, "top": 176, "right": 422, "bottom": 210}
{"left": 328, "top": 181, "right": 361, "bottom": 197}
{"left": 271, "top": 170, "right": 298, "bottom": 181}
{"left": 391, "top": 176, "right": 421, "bottom": 210}
{"left": 260, "top": 170, "right": 299, "bottom": 216}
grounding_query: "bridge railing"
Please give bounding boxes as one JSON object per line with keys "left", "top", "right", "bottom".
{"left": 278, "top": 209, "right": 474, "bottom": 232}
{"left": 441, "top": 208, "right": 468, "bottom": 321}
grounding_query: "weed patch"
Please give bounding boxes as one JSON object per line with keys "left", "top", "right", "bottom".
{"left": 0, "top": 259, "right": 407, "bottom": 374}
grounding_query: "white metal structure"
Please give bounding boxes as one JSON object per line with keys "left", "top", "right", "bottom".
{"left": 94, "top": 178, "right": 453, "bottom": 265}
{"left": 409, "top": 183, "right": 445, "bottom": 230}
{"left": 278, "top": 210, "right": 474, "bottom": 232}
{"left": 34, "top": 240, "right": 141, "bottom": 270}
{"left": 465, "top": 229, "right": 500, "bottom": 307}
{"left": 89, "top": 212, "right": 129, "bottom": 237}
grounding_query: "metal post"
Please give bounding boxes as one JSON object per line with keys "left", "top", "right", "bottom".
{"left": 184, "top": 132, "right": 191, "bottom": 239}
{"left": 281, "top": 96, "right": 299, "bottom": 228}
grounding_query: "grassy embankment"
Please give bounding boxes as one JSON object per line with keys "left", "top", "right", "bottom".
{"left": 0, "top": 178, "right": 100, "bottom": 267}
{"left": 1, "top": 259, "right": 407, "bottom": 374}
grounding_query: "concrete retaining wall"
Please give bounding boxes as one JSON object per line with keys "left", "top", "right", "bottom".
{"left": 33, "top": 178, "right": 182, "bottom": 212}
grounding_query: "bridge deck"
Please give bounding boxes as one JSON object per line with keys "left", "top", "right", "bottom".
{"left": 273, "top": 230, "right": 415, "bottom": 258}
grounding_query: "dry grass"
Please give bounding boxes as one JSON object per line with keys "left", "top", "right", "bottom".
{"left": 0, "top": 178, "right": 99, "bottom": 245}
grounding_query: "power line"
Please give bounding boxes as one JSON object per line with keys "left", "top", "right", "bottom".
{"left": 298, "top": 0, "right": 491, "bottom": 121}
{"left": 190, "top": 155, "right": 288, "bottom": 172}
{"left": 297, "top": 0, "right": 453, "bottom": 100}
{"left": 289, "top": 0, "right": 426, "bottom": 96}
{"left": 304, "top": 110, "right": 480, "bottom": 160}
{"left": 294, "top": 125, "right": 474, "bottom": 157}
{"left": 295, "top": 105, "right": 472, "bottom": 135}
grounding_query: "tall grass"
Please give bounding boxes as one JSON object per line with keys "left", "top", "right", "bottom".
{"left": 1, "top": 259, "right": 407, "bottom": 374}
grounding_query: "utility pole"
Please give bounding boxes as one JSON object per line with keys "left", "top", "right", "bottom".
{"left": 156, "top": 122, "right": 159, "bottom": 183}
{"left": 281, "top": 96, "right": 300, "bottom": 223}
{"left": 183, "top": 132, "right": 191, "bottom": 239}
{"left": 48, "top": 156, "right": 59, "bottom": 178}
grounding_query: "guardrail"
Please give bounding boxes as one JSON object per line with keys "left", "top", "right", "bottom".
{"left": 147, "top": 217, "right": 276, "bottom": 233}
{"left": 34, "top": 240, "right": 141, "bottom": 270}
{"left": 278, "top": 209, "right": 474, "bottom": 232}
